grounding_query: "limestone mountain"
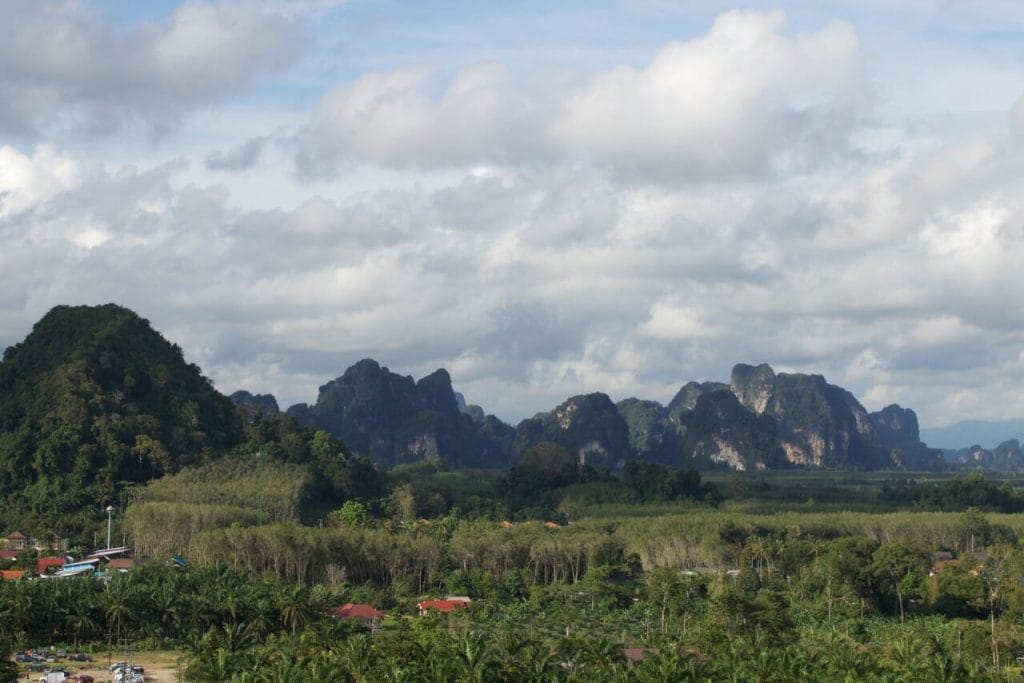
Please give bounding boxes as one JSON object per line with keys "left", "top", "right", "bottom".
{"left": 285, "top": 359, "right": 514, "bottom": 469}
{"left": 612, "top": 363, "right": 942, "bottom": 471}
{"left": 0, "top": 304, "right": 245, "bottom": 531}
{"left": 667, "top": 381, "right": 730, "bottom": 419}
{"left": 514, "top": 393, "right": 632, "bottom": 468}
{"left": 869, "top": 404, "right": 944, "bottom": 469}
{"left": 265, "top": 357, "right": 942, "bottom": 471}
{"left": 230, "top": 390, "right": 280, "bottom": 419}
{"left": 678, "top": 389, "right": 785, "bottom": 470}
{"left": 943, "top": 439, "right": 1024, "bottom": 470}
{"left": 616, "top": 398, "right": 681, "bottom": 464}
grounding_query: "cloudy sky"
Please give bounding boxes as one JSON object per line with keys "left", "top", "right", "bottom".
{"left": 2, "top": 0, "right": 1024, "bottom": 428}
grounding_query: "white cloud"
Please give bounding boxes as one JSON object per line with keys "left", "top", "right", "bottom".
{"left": 0, "top": 1, "right": 300, "bottom": 134}
{"left": 640, "top": 301, "right": 722, "bottom": 340}
{"left": 295, "top": 62, "right": 529, "bottom": 177}
{"left": 549, "top": 9, "right": 863, "bottom": 179}
{"left": 205, "top": 138, "right": 265, "bottom": 172}
{"left": 0, "top": 144, "right": 83, "bottom": 219}
{"left": 294, "top": 10, "right": 863, "bottom": 180}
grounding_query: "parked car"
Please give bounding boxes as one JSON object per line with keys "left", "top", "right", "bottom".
{"left": 111, "top": 662, "right": 144, "bottom": 683}
{"left": 38, "top": 668, "right": 70, "bottom": 683}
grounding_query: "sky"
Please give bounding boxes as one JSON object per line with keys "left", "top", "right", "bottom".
{"left": 2, "top": 1, "right": 1024, "bottom": 428}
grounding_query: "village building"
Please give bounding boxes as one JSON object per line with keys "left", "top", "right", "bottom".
{"left": 3, "top": 531, "right": 28, "bottom": 551}
{"left": 417, "top": 597, "right": 471, "bottom": 615}
{"left": 329, "top": 603, "right": 383, "bottom": 629}
{"left": 36, "top": 557, "right": 65, "bottom": 575}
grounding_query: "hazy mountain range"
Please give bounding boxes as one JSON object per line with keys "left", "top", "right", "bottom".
{"left": 235, "top": 356, "right": 948, "bottom": 473}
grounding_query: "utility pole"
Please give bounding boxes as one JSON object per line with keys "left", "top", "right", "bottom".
{"left": 106, "top": 505, "right": 114, "bottom": 549}
{"left": 256, "top": 449, "right": 263, "bottom": 527}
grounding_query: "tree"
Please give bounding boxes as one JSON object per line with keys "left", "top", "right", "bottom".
{"left": 330, "top": 500, "right": 370, "bottom": 528}
{"left": 385, "top": 483, "right": 419, "bottom": 521}
{"left": 822, "top": 535, "right": 879, "bottom": 619}
{"left": 872, "top": 541, "right": 930, "bottom": 622}
{"left": 278, "top": 585, "right": 312, "bottom": 635}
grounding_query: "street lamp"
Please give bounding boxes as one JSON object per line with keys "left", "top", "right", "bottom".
{"left": 106, "top": 505, "right": 114, "bottom": 549}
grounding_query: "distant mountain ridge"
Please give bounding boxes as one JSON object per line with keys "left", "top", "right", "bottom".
{"left": 920, "top": 420, "right": 1024, "bottom": 450}
{"left": 238, "top": 359, "right": 942, "bottom": 472}
{"left": 283, "top": 359, "right": 515, "bottom": 469}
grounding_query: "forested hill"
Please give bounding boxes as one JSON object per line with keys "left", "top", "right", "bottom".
{"left": 0, "top": 304, "right": 244, "bottom": 533}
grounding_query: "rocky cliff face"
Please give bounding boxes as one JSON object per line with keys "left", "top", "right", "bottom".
{"left": 230, "top": 390, "right": 280, "bottom": 419}
{"left": 730, "top": 363, "right": 775, "bottom": 415}
{"left": 515, "top": 393, "right": 632, "bottom": 468}
{"left": 678, "top": 390, "right": 781, "bottom": 471}
{"left": 765, "top": 372, "right": 881, "bottom": 468}
{"left": 617, "top": 398, "right": 682, "bottom": 464}
{"left": 287, "top": 358, "right": 943, "bottom": 472}
{"left": 942, "top": 438, "right": 1023, "bottom": 470}
{"left": 635, "top": 363, "right": 941, "bottom": 471}
{"left": 667, "top": 381, "right": 729, "bottom": 418}
{"left": 286, "top": 359, "right": 514, "bottom": 469}
{"left": 869, "top": 404, "right": 944, "bottom": 469}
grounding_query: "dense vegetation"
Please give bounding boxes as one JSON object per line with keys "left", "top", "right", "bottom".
{"left": 7, "top": 303, "right": 1024, "bottom": 679}
{"left": 7, "top": 503, "right": 1024, "bottom": 680}
{"left": 0, "top": 305, "right": 244, "bottom": 535}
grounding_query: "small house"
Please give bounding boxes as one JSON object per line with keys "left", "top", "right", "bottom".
{"left": 0, "top": 570, "right": 25, "bottom": 581}
{"left": 330, "top": 602, "right": 383, "bottom": 628}
{"left": 4, "top": 531, "right": 28, "bottom": 550}
{"left": 36, "top": 557, "right": 64, "bottom": 575}
{"left": 37, "top": 532, "right": 68, "bottom": 553}
{"left": 417, "top": 597, "right": 471, "bottom": 615}
{"left": 106, "top": 558, "right": 136, "bottom": 573}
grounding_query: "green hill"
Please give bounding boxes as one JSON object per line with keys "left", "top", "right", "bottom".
{"left": 0, "top": 304, "right": 244, "bottom": 534}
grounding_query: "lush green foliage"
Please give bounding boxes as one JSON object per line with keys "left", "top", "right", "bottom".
{"left": 0, "top": 304, "right": 244, "bottom": 535}
{"left": 8, "top": 509, "right": 1024, "bottom": 680}
{"left": 8, "top": 304, "right": 1024, "bottom": 680}
{"left": 880, "top": 472, "right": 1024, "bottom": 512}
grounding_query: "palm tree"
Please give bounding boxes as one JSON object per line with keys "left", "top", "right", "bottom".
{"left": 278, "top": 585, "right": 312, "bottom": 634}
{"left": 104, "top": 582, "right": 136, "bottom": 643}
{"left": 455, "top": 630, "right": 497, "bottom": 683}
{"left": 338, "top": 635, "right": 377, "bottom": 683}
{"left": 517, "top": 643, "right": 558, "bottom": 682}
{"left": 221, "top": 621, "right": 257, "bottom": 654}
{"left": 68, "top": 601, "right": 99, "bottom": 648}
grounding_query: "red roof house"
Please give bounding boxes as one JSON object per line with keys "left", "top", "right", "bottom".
{"left": 36, "top": 557, "right": 64, "bottom": 574}
{"left": 417, "top": 598, "right": 471, "bottom": 615}
{"left": 0, "top": 570, "right": 25, "bottom": 581}
{"left": 0, "top": 550, "right": 19, "bottom": 560}
{"left": 330, "top": 603, "right": 383, "bottom": 620}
